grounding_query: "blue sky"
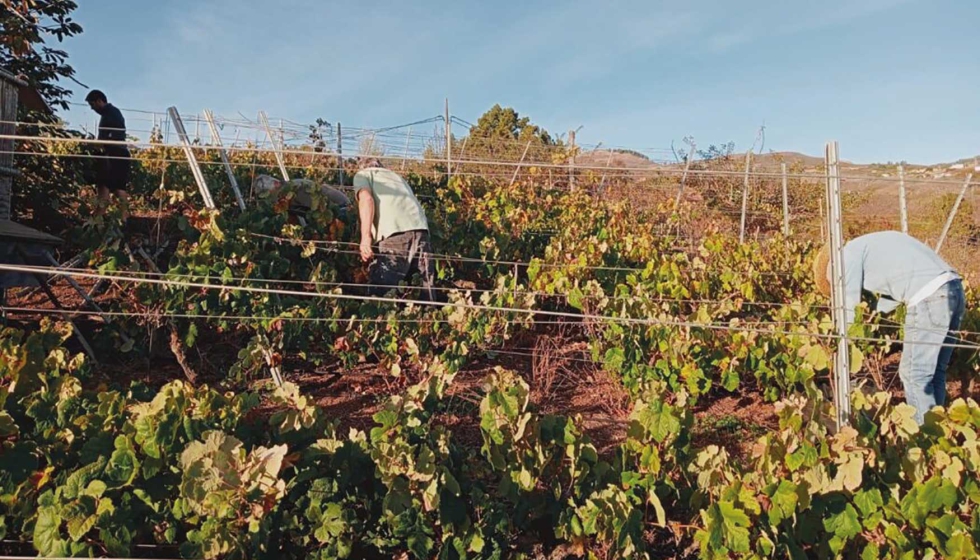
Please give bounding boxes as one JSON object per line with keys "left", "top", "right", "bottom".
{"left": 57, "top": 0, "right": 978, "bottom": 164}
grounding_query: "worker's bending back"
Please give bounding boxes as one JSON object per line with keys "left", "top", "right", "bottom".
{"left": 816, "top": 230, "right": 965, "bottom": 424}
{"left": 353, "top": 158, "right": 437, "bottom": 301}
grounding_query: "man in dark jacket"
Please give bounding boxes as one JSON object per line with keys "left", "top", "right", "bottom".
{"left": 85, "top": 90, "right": 131, "bottom": 219}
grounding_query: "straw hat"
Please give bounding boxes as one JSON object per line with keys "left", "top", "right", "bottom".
{"left": 813, "top": 245, "right": 831, "bottom": 296}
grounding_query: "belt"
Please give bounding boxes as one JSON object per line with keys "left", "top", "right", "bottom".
{"left": 907, "top": 271, "right": 960, "bottom": 308}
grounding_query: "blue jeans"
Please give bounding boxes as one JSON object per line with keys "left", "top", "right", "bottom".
{"left": 899, "top": 280, "right": 966, "bottom": 424}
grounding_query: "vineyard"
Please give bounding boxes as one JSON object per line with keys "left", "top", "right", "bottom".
{"left": 2, "top": 128, "right": 980, "bottom": 560}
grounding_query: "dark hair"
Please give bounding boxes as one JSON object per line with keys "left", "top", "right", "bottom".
{"left": 85, "top": 90, "right": 107, "bottom": 103}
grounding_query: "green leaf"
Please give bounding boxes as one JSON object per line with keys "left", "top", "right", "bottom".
{"left": 63, "top": 458, "right": 107, "bottom": 499}
{"left": 408, "top": 526, "right": 435, "bottom": 559}
{"left": 527, "top": 259, "right": 541, "bottom": 283}
{"left": 854, "top": 488, "right": 883, "bottom": 517}
{"left": 901, "top": 477, "right": 958, "bottom": 529}
{"left": 67, "top": 513, "right": 97, "bottom": 542}
{"left": 603, "top": 348, "right": 626, "bottom": 374}
{"left": 383, "top": 478, "right": 413, "bottom": 516}
{"left": 313, "top": 503, "right": 345, "bottom": 543}
{"left": 648, "top": 490, "right": 667, "bottom": 527}
{"left": 636, "top": 399, "right": 680, "bottom": 444}
{"left": 100, "top": 525, "right": 132, "bottom": 557}
{"left": 768, "top": 480, "right": 799, "bottom": 526}
{"left": 803, "top": 345, "right": 830, "bottom": 371}
{"left": 106, "top": 447, "right": 140, "bottom": 486}
{"left": 862, "top": 543, "right": 881, "bottom": 560}
{"left": 720, "top": 367, "right": 739, "bottom": 392}
{"left": 34, "top": 506, "right": 68, "bottom": 557}
{"left": 82, "top": 480, "right": 107, "bottom": 498}
{"left": 701, "top": 501, "right": 751, "bottom": 553}
{"left": 849, "top": 345, "right": 864, "bottom": 374}
{"left": 185, "top": 323, "right": 198, "bottom": 348}
{"left": 823, "top": 502, "right": 861, "bottom": 543}
{"left": 469, "top": 532, "right": 485, "bottom": 553}
{"left": 946, "top": 533, "right": 978, "bottom": 560}
{"left": 568, "top": 287, "right": 585, "bottom": 311}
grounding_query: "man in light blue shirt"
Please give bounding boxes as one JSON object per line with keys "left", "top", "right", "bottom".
{"left": 815, "top": 231, "right": 965, "bottom": 424}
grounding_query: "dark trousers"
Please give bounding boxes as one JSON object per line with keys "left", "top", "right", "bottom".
{"left": 97, "top": 151, "right": 131, "bottom": 193}
{"left": 369, "top": 230, "right": 438, "bottom": 302}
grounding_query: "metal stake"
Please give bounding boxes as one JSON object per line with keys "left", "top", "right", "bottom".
{"left": 935, "top": 173, "right": 973, "bottom": 254}
{"left": 203, "top": 109, "right": 246, "bottom": 211}
{"left": 258, "top": 110, "right": 290, "bottom": 182}
{"left": 898, "top": 164, "right": 908, "bottom": 234}
{"left": 168, "top": 107, "right": 216, "bottom": 209}
{"left": 826, "top": 141, "right": 851, "bottom": 429}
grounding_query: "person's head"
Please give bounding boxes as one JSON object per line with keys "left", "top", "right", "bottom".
{"left": 85, "top": 90, "right": 108, "bottom": 112}
{"left": 813, "top": 244, "right": 831, "bottom": 296}
{"left": 358, "top": 157, "right": 384, "bottom": 171}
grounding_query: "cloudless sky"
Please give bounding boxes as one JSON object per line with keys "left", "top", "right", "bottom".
{"left": 57, "top": 0, "right": 979, "bottom": 164}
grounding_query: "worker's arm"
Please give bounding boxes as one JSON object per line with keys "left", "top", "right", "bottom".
{"left": 356, "top": 188, "right": 375, "bottom": 262}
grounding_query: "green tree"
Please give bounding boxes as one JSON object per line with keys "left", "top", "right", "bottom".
{"left": 1, "top": 0, "right": 88, "bottom": 232}
{"left": 456, "top": 105, "right": 562, "bottom": 175}
{"left": 1, "top": 0, "right": 83, "bottom": 113}
{"left": 468, "top": 104, "right": 556, "bottom": 146}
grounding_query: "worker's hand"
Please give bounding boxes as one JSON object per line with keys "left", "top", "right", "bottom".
{"left": 359, "top": 239, "right": 374, "bottom": 262}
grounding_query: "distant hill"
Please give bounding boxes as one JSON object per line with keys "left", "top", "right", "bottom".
{"left": 574, "top": 149, "right": 658, "bottom": 169}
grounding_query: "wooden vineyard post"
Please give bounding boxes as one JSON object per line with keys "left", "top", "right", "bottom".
{"left": 739, "top": 151, "right": 752, "bottom": 243}
{"left": 898, "top": 164, "right": 908, "bottom": 234}
{"left": 673, "top": 141, "right": 697, "bottom": 210}
{"left": 935, "top": 173, "right": 973, "bottom": 254}
{"left": 825, "top": 141, "right": 851, "bottom": 430}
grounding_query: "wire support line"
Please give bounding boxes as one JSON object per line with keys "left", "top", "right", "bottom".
{"left": 2, "top": 263, "right": 978, "bottom": 351}
{"left": 0, "top": 300, "right": 819, "bottom": 329}
{"left": 248, "top": 232, "right": 806, "bottom": 278}
{"left": 11, "top": 261, "right": 826, "bottom": 313}
{"left": 0, "top": 305, "right": 803, "bottom": 331}
{"left": 3, "top": 132, "right": 975, "bottom": 187}
{"left": 5, "top": 146, "right": 973, "bottom": 207}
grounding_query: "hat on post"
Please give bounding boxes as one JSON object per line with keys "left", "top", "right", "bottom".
{"left": 813, "top": 244, "right": 831, "bottom": 296}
